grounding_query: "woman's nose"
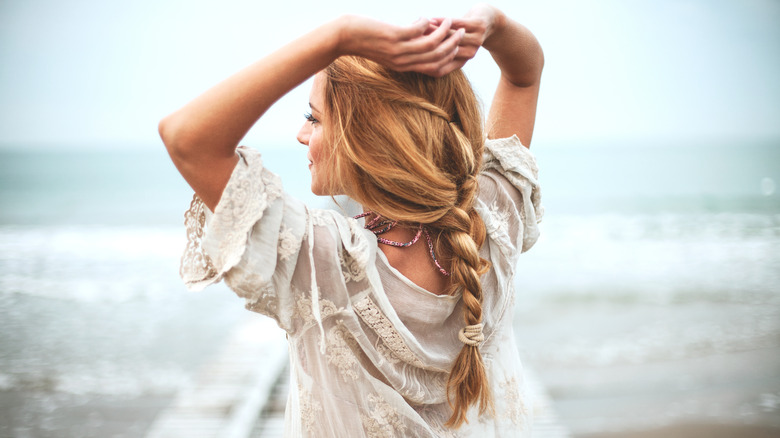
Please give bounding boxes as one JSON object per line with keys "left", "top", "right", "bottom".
{"left": 296, "top": 123, "right": 310, "bottom": 146}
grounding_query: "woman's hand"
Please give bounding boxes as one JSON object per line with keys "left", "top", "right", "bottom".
{"left": 442, "top": 3, "right": 544, "bottom": 145}
{"left": 426, "top": 4, "right": 504, "bottom": 72}
{"left": 442, "top": 5, "right": 500, "bottom": 59}
{"left": 336, "top": 15, "right": 466, "bottom": 77}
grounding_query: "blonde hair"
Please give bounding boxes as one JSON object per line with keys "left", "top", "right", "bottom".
{"left": 324, "top": 57, "right": 493, "bottom": 428}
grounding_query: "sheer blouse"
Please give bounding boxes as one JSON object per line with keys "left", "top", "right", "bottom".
{"left": 179, "top": 135, "right": 543, "bottom": 437}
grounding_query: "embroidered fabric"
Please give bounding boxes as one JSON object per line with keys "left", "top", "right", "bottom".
{"left": 353, "top": 296, "right": 426, "bottom": 368}
{"left": 500, "top": 376, "right": 529, "bottom": 426}
{"left": 481, "top": 135, "right": 544, "bottom": 254}
{"left": 178, "top": 136, "right": 542, "bottom": 437}
{"left": 325, "top": 321, "right": 362, "bottom": 381}
{"left": 360, "top": 394, "right": 408, "bottom": 437}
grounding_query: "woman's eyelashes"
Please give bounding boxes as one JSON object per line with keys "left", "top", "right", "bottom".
{"left": 304, "top": 112, "right": 319, "bottom": 124}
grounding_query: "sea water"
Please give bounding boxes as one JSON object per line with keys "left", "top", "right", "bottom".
{"left": 0, "top": 138, "right": 778, "bottom": 436}
{"left": 514, "top": 138, "right": 780, "bottom": 433}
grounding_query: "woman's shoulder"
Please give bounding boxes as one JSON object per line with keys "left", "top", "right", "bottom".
{"left": 483, "top": 135, "right": 538, "bottom": 176}
{"left": 477, "top": 135, "right": 543, "bottom": 258}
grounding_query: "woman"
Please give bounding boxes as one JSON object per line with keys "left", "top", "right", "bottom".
{"left": 159, "top": 3, "right": 543, "bottom": 436}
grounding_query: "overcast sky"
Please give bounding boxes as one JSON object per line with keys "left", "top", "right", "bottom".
{"left": 1, "top": 0, "right": 778, "bottom": 149}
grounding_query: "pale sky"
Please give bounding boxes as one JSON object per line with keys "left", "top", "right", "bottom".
{"left": 1, "top": 0, "right": 778, "bottom": 149}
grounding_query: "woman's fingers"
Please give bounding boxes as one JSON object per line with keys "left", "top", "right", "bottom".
{"left": 398, "top": 28, "right": 466, "bottom": 77}
{"left": 399, "top": 18, "right": 453, "bottom": 53}
{"left": 397, "top": 17, "right": 432, "bottom": 40}
{"left": 393, "top": 27, "right": 464, "bottom": 68}
{"left": 434, "top": 17, "right": 484, "bottom": 34}
{"left": 421, "top": 16, "right": 488, "bottom": 65}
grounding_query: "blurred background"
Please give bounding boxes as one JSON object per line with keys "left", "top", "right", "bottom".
{"left": 1, "top": 0, "right": 778, "bottom": 437}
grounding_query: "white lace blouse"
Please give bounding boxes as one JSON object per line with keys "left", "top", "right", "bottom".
{"left": 180, "top": 135, "right": 543, "bottom": 437}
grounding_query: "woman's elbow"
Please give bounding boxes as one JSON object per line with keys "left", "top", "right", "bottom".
{"left": 158, "top": 113, "right": 178, "bottom": 146}
{"left": 158, "top": 113, "right": 192, "bottom": 162}
{"left": 537, "top": 44, "right": 545, "bottom": 74}
{"left": 522, "top": 42, "right": 545, "bottom": 88}
{"left": 503, "top": 43, "right": 544, "bottom": 89}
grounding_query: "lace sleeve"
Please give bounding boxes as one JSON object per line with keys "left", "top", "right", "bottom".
{"left": 478, "top": 135, "right": 544, "bottom": 257}
{"left": 179, "top": 147, "right": 307, "bottom": 330}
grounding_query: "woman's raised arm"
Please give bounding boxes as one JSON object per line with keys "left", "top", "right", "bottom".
{"left": 448, "top": 4, "right": 544, "bottom": 146}
{"left": 159, "top": 16, "right": 464, "bottom": 211}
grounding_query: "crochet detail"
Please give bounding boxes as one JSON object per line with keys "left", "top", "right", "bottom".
{"left": 353, "top": 296, "right": 425, "bottom": 368}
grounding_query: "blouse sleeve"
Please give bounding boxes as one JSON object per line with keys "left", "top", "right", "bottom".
{"left": 179, "top": 146, "right": 381, "bottom": 338}
{"left": 179, "top": 147, "right": 308, "bottom": 330}
{"left": 477, "top": 135, "right": 544, "bottom": 262}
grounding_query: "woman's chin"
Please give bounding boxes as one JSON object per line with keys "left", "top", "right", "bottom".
{"left": 310, "top": 182, "right": 327, "bottom": 196}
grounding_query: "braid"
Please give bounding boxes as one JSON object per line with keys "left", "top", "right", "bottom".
{"left": 434, "top": 131, "right": 493, "bottom": 426}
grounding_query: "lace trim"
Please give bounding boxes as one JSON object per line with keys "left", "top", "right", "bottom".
{"left": 353, "top": 297, "right": 425, "bottom": 368}
{"left": 180, "top": 195, "right": 218, "bottom": 287}
{"left": 179, "top": 147, "right": 284, "bottom": 289}
{"left": 360, "top": 393, "right": 408, "bottom": 438}
{"left": 375, "top": 341, "right": 400, "bottom": 365}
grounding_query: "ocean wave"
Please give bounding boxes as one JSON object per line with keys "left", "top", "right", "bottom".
{"left": 0, "top": 225, "right": 186, "bottom": 302}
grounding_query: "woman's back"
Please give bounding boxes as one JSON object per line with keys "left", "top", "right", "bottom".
{"left": 378, "top": 226, "right": 452, "bottom": 296}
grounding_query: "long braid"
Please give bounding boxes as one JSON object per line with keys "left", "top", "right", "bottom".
{"left": 435, "top": 124, "right": 493, "bottom": 427}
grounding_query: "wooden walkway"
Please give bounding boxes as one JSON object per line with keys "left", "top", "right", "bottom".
{"left": 145, "top": 317, "right": 288, "bottom": 438}
{"left": 147, "top": 319, "right": 569, "bottom": 437}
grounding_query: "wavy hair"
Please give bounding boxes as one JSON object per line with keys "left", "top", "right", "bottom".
{"left": 323, "top": 56, "right": 493, "bottom": 428}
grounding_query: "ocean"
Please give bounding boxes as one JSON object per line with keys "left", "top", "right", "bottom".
{"left": 1, "top": 138, "right": 778, "bottom": 436}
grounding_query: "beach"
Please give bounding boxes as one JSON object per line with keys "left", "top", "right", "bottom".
{"left": 1, "top": 141, "right": 779, "bottom": 437}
